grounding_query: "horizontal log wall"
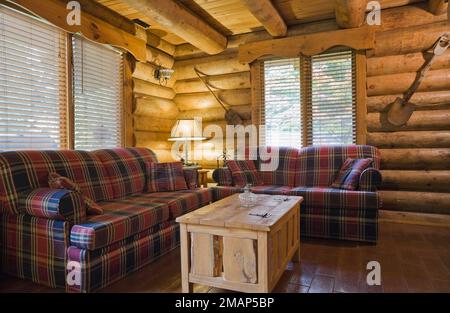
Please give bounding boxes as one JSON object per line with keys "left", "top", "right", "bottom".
{"left": 366, "top": 14, "right": 450, "bottom": 214}
{"left": 173, "top": 52, "right": 252, "bottom": 168}
{"left": 167, "top": 3, "right": 450, "bottom": 214}
{"left": 132, "top": 29, "right": 177, "bottom": 162}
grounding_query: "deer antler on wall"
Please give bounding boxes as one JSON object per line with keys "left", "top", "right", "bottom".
{"left": 194, "top": 67, "right": 244, "bottom": 125}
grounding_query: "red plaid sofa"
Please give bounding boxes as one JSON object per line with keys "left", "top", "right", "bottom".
{"left": 0, "top": 148, "right": 211, "bottom": 292}
{"left": 212, "top": 146, "right": 382, "bottom": 243}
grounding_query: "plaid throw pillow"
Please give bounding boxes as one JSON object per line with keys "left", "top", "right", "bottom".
{"left": 331, "top": 158, "right": 373, "bottom": 190}
{"left": 147, "top": 162, "right": 188, "bottom": 192}
{"left": 225, "top": 160, "right": 263, "bottom": 188}
{"left": 48, "top": 172, "right": 103, "bottom": 215}
{"left": 183, "top": 168, "right": 198, "bottom": 190}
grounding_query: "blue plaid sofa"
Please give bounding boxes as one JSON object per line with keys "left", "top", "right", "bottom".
{"left": 212, "top": 145, "right": 382, "bottom": 243}
{"left": 0, "top": 148, "right": 211, "bottom": 292}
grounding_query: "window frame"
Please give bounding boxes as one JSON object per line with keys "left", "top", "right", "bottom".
{"left": 253, "top": 48, "right": 366, "bottom": 148}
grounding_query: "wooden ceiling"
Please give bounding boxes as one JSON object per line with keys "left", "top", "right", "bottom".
{"left": 95, "top": 0, "right": 426, "bottom": 46}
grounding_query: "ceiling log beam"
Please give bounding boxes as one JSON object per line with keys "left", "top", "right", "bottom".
{"left": 72, "top": 0, "right": 137, "bottom": 35}
{"left": 121, "top": 0, "right": 227, "bottom": 55}
{"left": 334, "top": 0, "right": 367, "bottom": 28}
{"left": 240, "top": 0, "right": 287, "bottom": 37}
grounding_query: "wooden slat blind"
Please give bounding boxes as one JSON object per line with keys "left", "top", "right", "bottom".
{"left": 257, "top": 50, "right": 356, "bottom": 148}
{"left": 0, "top": 6, "right": 67, "bottom": 150}
{"left": 261, "top": 58, "right": 302, "bottom": 148}
{"left": 304, "top": 50, "right": 356, "bottom": 145}
{"left": 72, "top": 36, "right": 123, "bottom": 150}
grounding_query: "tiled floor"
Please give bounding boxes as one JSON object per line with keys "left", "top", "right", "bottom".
{"left": 1, "top": 221, "right": 449, "bottom": 293}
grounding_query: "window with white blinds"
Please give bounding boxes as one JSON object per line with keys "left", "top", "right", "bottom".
{"left": 262, "top": 58, "right": 302, "bottom": 148}
{"left": 0, "top": 6, "right": 67, "bottom": 151}
{"left": 305, "top": 50, "right": 356, "bottom": 145}
{"left": 72, "top": 36, "right": 123, "bottom": 150}
{"left": 260, "top": 50, "right": 356, "bottom": 148}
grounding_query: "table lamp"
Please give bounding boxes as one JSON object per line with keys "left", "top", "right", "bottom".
{"left": 168, "top": 119, "right": 206, "bottom": 165}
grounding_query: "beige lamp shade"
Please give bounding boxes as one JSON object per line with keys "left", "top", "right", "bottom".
{"left": 168, "top": 119, "right": 206, "bottom": 141}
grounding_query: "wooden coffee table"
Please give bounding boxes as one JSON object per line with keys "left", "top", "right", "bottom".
{"left": 176, "top": 193, "right": 303, "bottom": 293}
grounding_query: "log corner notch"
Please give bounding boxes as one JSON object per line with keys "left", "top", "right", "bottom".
{"left": 121, "top": 0, "right": 227, "bottom": 55}
{"left": 240, "top": 0, "right": 287, "bottom": 37}
{"left": 428, "top": 0, "right": 448, "bottom": 15}
{"left": 334, "top": 0, "right": 367, "bottom": 28}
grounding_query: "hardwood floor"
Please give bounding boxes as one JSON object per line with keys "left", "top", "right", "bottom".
{"left": 0, "top": 221, "right": 449, "bottom": 293}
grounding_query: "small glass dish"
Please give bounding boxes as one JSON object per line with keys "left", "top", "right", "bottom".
{"left": 239, "top": 191, "right": 258, "bottom": 208}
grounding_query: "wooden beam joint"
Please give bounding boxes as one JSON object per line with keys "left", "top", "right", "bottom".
{"left": 240, "top": 0, "right": 287, "bottom": 37}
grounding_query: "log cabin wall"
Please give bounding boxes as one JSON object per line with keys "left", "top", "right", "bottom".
{"left": 366, "top": 12, "right": 450, "bottom": 215}
{"left": 170, "top": 3, "right": 450, "bottom": 215}
{"left": 132, "top": 28, "right": 178, "bottom": 162}
{"left": 173, "top": 51, "right": 251, "bottom": 168}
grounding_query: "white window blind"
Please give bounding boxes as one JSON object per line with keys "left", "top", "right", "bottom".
{"left": 262, "top": 58, "right": 302, "bottom": 148}
{"left": 305, "top": 50, "right": 356, "bottom": 145}
{"left": 72, "top": 36, "right": 123, "bottom": 150}
{"left": 0, "top": 6, "right": 67, "bottom": 151}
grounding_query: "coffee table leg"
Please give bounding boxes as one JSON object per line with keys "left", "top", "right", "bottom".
{"left": 180, "top": 224, "right": 193, "bottom": 293}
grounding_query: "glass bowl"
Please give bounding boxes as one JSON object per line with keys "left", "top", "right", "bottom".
{"left": 239, "top": 192, "right": 258, "bottom": 208}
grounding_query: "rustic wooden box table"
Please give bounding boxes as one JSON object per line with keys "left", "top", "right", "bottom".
{"left": 176, "top": 193, "right": 303, "bottom": 293}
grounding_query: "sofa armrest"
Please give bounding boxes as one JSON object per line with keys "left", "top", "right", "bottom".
{"left": 212, "top": 167, "right": 233, "bottom": 186}
{"left": 359, "top": 168, "right": 382, "bottom": 192}
{"left": 18, "top": 188, "right": 85, "bottom": 223}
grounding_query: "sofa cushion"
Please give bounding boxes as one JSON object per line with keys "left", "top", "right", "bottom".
{"left": 138, "top": 189, "right": 212, "bottom": 220}
{"left": 295, "top": 145, "right": 380, "bottom": 187}
{"left": 0, "top": 150, "right": 114, "bottom": 214}
{"left": 288, "top": 187, "right": 380, "bottom": 210}
{"left": 226, "top": 160, "right": 263, "bottom": 187}
{"left": 70, "top": 198, "right": 169, "bottom": 250}
{"left": 259, "top": 147, "right": 299, "bottom": 187}
{"left": 250, "top": 185, "right": 293, "bottom": 195}
{"left": 146, "top": 162, "right": 187, "bottom": 192}
{"left": 92, "top": 148, "right": 157, "bottom": 199}
{"left": 48, "top": 172, "right": 103, "bottom": 215}
{"left": 331, "top": 158, "right": 373, "bottom": 190}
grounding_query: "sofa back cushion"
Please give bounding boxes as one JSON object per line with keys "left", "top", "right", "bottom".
{"left": 295, "top": 145, "right": 380, "bottom": 187}
{"left": 0, "top": 150, "right": 114, "bottom": 214}
{"left": 226, "top": 160, "right": 263, "bottom": 188}
{"left": 92, "top": 148, "right": 157, "bottom": 199}
{"left": 147, "top": 162, "right": 187, "bottom": 193}
{"left": 258, "top": 147, "right": 299, "bottom": 187}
